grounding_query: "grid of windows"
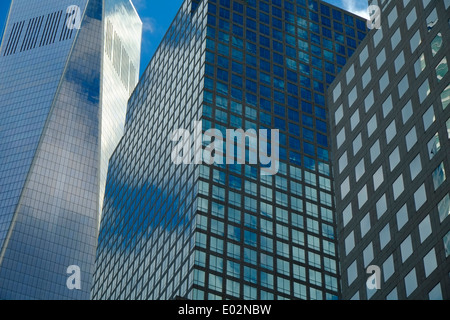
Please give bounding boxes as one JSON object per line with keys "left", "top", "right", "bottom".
{"left": 93, "top": 0, "right": 368, "bottom": 300}
{"left": 330, "top": 0, "right": 450, "bottom": 300}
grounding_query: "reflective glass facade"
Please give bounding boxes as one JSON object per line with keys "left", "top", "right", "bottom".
{"left": 330, "top": 0, "right": 450, "bottom": 300}
{"left": 0, "top": 0, "right": 141, "bottom": 299}
{"left": 93, "top": 0, "right": 367, "bottom": 300}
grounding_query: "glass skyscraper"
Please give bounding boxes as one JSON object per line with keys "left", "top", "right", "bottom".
{"left": 92, "top": 0, "right": 367, "bottom": 300}
{"left": 0, "top": 0, "right": 141, "bottom": 299}
{"left": 329, "top": 0, "right": 449, "bottom": 299}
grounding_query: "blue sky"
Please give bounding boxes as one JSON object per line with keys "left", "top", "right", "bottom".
{"left": 0, "top": 0, "right": 368, "bottom": 76}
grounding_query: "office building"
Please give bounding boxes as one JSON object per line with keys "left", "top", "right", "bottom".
{"left": 0, "top": 0, "right": 141, "bottom": 299}
{"left": 329, "top": 0, "right": 449, "bottom": 300}
{"left": 92, "top": 0, "right": 367, "bottom": 300}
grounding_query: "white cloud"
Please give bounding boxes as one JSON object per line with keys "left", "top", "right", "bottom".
{"left": 141, "top": 17, "right": 156, "bottom": 34}
{"left": 342, "top": 0, "right": 370, "bottom": 19}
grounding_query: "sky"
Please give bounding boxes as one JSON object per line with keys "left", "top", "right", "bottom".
{"left": 0, "top": 0, "right": 369, "bottom": 77}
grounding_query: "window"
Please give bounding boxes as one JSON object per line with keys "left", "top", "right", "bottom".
{"left": 360, "top": 213, "right": 371, "bottom": 238}
{"left": 383, "top": 95, "right": 393, "bottom": 118}
{"left": 428, "top": 133, "right": 440, "bottom": 159}
{"left": 339, "top": 152, "right": 348, "bottom": 173}
{"left": 343, "top": 204, "right": 352, "bottom": 227}
{"left": 398, "top": 75, "right": 409, "bottom": 98}
{"left": 401, "top": 235, "right": 413, "bottom": 262}
{"left": 436, "top": 57, "right": 448, "bottom": 82}
{"left": 414, "top": 53, "right": 426, "bottom": 78}
{"left": 379, "top": 223, "right": 391, "bottom": 250}
{"left": 444, "top": 231, "right": 450, "bottom": 257}
{"left": 414, "top": 184, "right": 427, "bottom": 210}
{"left": 419, "top": 79, "right": 430, "bottom": 103}
{"left": 376, "top": 49, "right": 386, "bottom": 70}
{"left": 423, "top": 249, "right": 437, "bottom": 277}
{"left": 395, "top": 51, "right": 405, "bottom": 73}
{"left": 365, "top": 90, "right": 374, "bottom": 112}
{"left": 353, "top": 133, "right": 362, "bottom": 155}
{"left": 406, "top": 127, "right": 417, "bottom": 151}
{"left": 419, "top": 215, "right": 432, "bottom": 243}
{"left": 376, "top": 195, "right": 387, "bottom": 219}
{"left": 393, "top": 175, "right": 404, "bottom": 200}
{"left": 351, "top": 110, "right": 360, "bottom": 131}
{"left": 345, "top": 231, "right": 355, "bottom": 255}
{"left": 405, "top": 268, "right": 418, "bottom": 297}
{"left": 373, "top": 166, "right": 384, "bottom": 191}
{"left": 379, "top": 71, "right": 389, "bottom": 93}
{"left": 426, "top": 9, "right": 438, "bottom": 32}
{"left": 396, "top": 204, "right": 408, "bottom": 231}
{"left": 370, "top": 140, "right": 380, "bottom": 163}
{"left": 438, "top": 194, "right": 450, "bottom": 223}
{"left": 341, "top": 177, "right": 350, "bottom": 199}
{"left": 389, "top": 147, "right": 400, "bottom": 171}
{"left": 362, "top": 68, "right": 371, "bottom": 89}
{"left": 386, "top": 121, "right": 396, "bottom": 144}
{"left": 367, "top": 114, "right": 377, "bottom": 137}
{"left": 429, "top": 284, "right": 443, "bottom": 300}
{"left": 391, "top": 28, "right": 401, "bottom": 50}
{"left": 335, "top": 105, "right": 343, "bottom": 125}
{"left": 383, "top": 255, "right": 395, "bottom": 281}
{"left": 410, "top": 30, "right": 421, "bottom": 53}
{"left": 346, "top": 65, "right": 355, "bottom": 85}
{"left": 347, "top": 260, "right": 357, "bottom": 286}
{"left": 409, "top": 154, "right": 422, "bottom": 180}
{"left": 402, "top": 100, "right": 413, "bottom": 124}
{"left": 432, "top": 162, "right": 446, "bottom": 190}
{"left": 355, "top": 158, "right": 365, "bottom": 182}
{"left": 432, "top": 33, "right": 443, "bottom": 57}
{"left": 358, "top": 185, "right": 368, "bottom": 209}
{"left": 406, "top": 7, "right": 417, "bottom": 30}
{"left": 337, "top": 128, "right": 346, "bottom": 148}
{"left": 348, "top": 86, "right": 357, "bottom": 108}
{"left": 422, "top": 105, "right": 435, "bottom": 131}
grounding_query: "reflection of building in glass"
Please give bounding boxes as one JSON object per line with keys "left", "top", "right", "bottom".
{"left": 0, "top": 0, "right": 141, "bottom": 299}
{"left": 330, "top": 0, "right": 450, "bottom": 300}
{"left": 92, "top": 0, "right": 368, "bottom": 300}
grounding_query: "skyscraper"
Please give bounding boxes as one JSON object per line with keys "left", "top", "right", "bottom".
{"left": 329, "top": 0, "right": 449, "bottom": 299}
{"left": 0, "top": 0, "right": 141, "bottom": 299}
{"left": 92, "top": 0, "right": 368, "bottom": 300}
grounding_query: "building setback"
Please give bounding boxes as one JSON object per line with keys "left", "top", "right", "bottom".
{"left": 329, "top": 0, "right": 449, "bottom": 299}
{"left": 92, "top": 0, "right": 368, "bottom": 300}
{"left": 0, "top": 0, "right": 141, "bottom": 299}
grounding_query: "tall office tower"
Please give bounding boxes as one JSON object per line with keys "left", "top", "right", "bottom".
{"left": 329, "top": 0, "right": 450, "bottom": 300}
{"left": 0, "top": 0, "right": 141, "bottom": 299}
{"left": 92, "top": 0, "right": 367, "bottom": 300}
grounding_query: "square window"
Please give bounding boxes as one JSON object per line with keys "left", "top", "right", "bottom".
{"left": 396, "top": 204, "right": 408, "bottom": 231}
{"left": 428, "top": 133, "right": 440, "bottom": 159}
{"left": 358, "top": 185, "right": 368, "bottom": 209}
{"left": 436, "top": 57, "right": 448, "bottom": 82}
{"left": 444, "top": 231, "right": 450, "bottom": 257}
{"left": 341, "top": 177, "right": 350, "bottom": 199}
{"left": 389, "top": 147, "right": 401, "bottom": 171}
{"left": 360, "top": 46, "right": 369, "bottom": 66}
{"left": 391, "top": 28, "right": 401, "bottom": 50}
{"left": 335, "top": 104, "right": 344, "bottom": 125}
{"left": 419, "top": 79, "right": 430, "bottom": 103}
{"left": 351, "top": 110, "right": 360, "bottom": 131}
{"left": 348, "top": 86, "right": 357, "bottom": 107}
{"left": 379, "top": 223, "right": 391, "bottom": 250}
{"left": 406, "top": 7, "right": 417, "bottom": 30}
{"left": 410, "top": 30, "right": 421, "bottom": 53}
{"left": 353, "top": 133, "right": 362, "bottom": 155}
{"left": 419, "top": 216, "right": 432, "bottom": 243}
{"left": 400, "top": 235, "right": 413, "bottom": 262}
{"left": 432, "top": 33, "right": 443, "bottom": 57}
{"left": 405, "top": 268, "right": 417, "bottom": 297}
{"left": 379, "top": 71, "right": 389, "bottom": 93}
{"left": 406, "top": 126, "right": 417, "bottom": 151}
{"left": 365, "top": 91, "right": 374, "bottom": 112}
{"left": 423, "top": 249, "right": 437, "bottom": 277}
{"left": 386, "top": 121, "right": 396, "bottom": 144}
{"left": 346, "top": 65, "right": 355, "bottom": 85}
{"left": 339, "top": 152, "right": 348, "bottom": 174}
{"left": 362, "top": 68, "right": 371, "bottom": 89}
{"left": 393, "top": 174, "right": 404, "bottom": 200}
{"left": 402, "top": 100, "right": 413, "bottom": 124}
{"left": 376, "top": 194, "right": 387, "bottom": 219}
{"left": 383, "top": 255, "right": 395, "bottom": 281}
{"left": 360, "top": 212, "right": 371, "bottom": 238}
{"left": 355, "top": 158, "right": 365, "bottom": 182}
{"left": 438, "top": 194, "right": 450, "bottom": 223}
{"left": 376, "top": 49, "right": 386, "bottom": 70}
{"left": 367, "top": 114, "right": 377, "bottom": 137}
{"left": 345, "top": 231, "right": 355, "bottom": 255}
{"left": 388, "top": 6, "right": 398, "bottom": 27}
{"left": 441, "top": 84, "right": 450, "bottom": 109}
{"left": 422, "top": 105, "right": 435, "bottom": 131}
{"left": 429, "top": 284, "right": 443, "bottom": 300}
{"left": 395, "top": 51, "right": 405, "bottom": 73}
{"left": 373, "top": 166, "right": 384, "bottom": 191}
{"left": 409, "top": 153, "right": 422, "bottom": 181}
{"left": 426, "top": 9, "right": 438, "bottom": 32}
{"left": 370, "top": 140, "right": 381, "bottom": 163}
{"left": 363, "top": 243, "right": 374, "bottom": 268}
{"left": 382, "top": 95, "right": 393, "bottom": 118}
{"left": 347, "top": 260, "right": 357, "bottom": 286}
{"left": 343, "top": 203, "right": 352, "bottom": 227}
{"left": 414, "top": 184, "right": 427, "bottom": 210}
{"left": 432, "top": 162, "right": 446, "bottom": 190}
{"left": 333, "top": 83, "right": 341, "bottom": 102}
{"left": 337, "top": 128, "right": 346, "bottom": 148}
{"left": 414, "top": 53, "right": 426, "bottom": 78}
{"left": 398, "top": 75, "right": 409, "bottom": 98}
